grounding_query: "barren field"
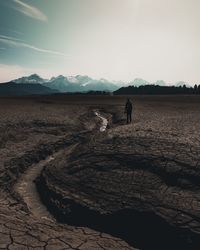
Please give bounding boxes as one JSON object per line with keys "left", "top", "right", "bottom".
{"left": 0, "top": 95, "right": 200, "bottom": 250}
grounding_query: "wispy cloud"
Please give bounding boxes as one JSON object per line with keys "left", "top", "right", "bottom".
{"left": 0, "top": 35, "right": 67, "bottom": 57}
{"left": 13, "top": 0, "right": 47, "bottom": 21}
{"left": 0, "top": 35, "right": 24, "bottom": 42}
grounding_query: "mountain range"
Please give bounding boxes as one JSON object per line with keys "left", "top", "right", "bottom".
{"left": 13, "top": 74, "right": 191, "bottom": 90}
{"left": 0, "top": 74, "right": 193, "bottom": 96}
{"left": 13, "top": 74, "right": 119, "bottom": 93}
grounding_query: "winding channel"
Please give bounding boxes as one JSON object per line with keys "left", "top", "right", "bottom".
{"left": 94, "top": 111, "right": 108, "bottom": 132}
{"left": 15, "top": 155, "right": 56, "bottom": 222}
{"left": 14, "top": 111, "right": 108, "bottom": 222}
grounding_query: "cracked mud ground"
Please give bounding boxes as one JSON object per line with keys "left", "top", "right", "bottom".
{"left": 0, "top": 95, "right": 200, "bottom": 249}
{"left": 0, "top": 96, "right": 135, "bottom": 250}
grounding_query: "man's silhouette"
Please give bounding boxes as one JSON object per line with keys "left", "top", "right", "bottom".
{"left": 125, "top": 98, "right": 133, "bottom": 124}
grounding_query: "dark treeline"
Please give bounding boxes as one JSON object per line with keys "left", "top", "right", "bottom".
{"left": 53, "top": 90, "right": 110, "bottom": 96}
{"left": 114, "top": 84, "right": 200, "bottom": 95}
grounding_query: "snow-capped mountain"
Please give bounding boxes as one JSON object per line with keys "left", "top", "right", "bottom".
{"left": 14, "top": 74, "right": 47, "bottom": 84}
{"left": 129, "top": 78, "right": 150, "bottom": 87}
{"left": 154, "top": 80, "right": 167, "bottom": 86}
{"left": 43, "top": 75, "right": 74, "bottom": 92}
{"left": 13, "top": 74, "right": 119, "bottom": 92}
{"left": 12, "top": 74, "right": 191, "bottom": 94}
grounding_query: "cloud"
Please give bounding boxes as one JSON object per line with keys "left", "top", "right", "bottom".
{"left": 0, "top": 35, "right": 67, "bottom": 57}
{"left": 0, "top": 35, "right": 24, "bottom": 42}
{"left": 13, "top": 0, "right": 47, "bottom": 21}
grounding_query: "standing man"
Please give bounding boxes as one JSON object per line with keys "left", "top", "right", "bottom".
{"left": 125, "top": 98, "right": 133, "bottom": 124}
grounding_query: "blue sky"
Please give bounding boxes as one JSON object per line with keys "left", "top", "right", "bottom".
{"left": 0, "top": 0, "right": 200, "bottom": 84}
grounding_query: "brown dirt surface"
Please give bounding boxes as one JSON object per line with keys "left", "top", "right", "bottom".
{"left": 0, "top": 95, "right": 200, "bottom": 249}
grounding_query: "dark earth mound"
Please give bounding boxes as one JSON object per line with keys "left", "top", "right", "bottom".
{"left": 38, "top": 134, "right": 200, "bottom": 250}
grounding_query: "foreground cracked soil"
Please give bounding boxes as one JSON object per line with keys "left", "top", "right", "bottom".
{"left": 0, "top": 95, "right": 200, "bottom": 249}
{"left": 0, "top": 192, "right": 133, "bottom": 249}
{"left": 0, "top": 96, "right": 136, "bottom": 250}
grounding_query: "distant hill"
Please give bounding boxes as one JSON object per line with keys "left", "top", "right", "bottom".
{"left": 114, "top": 84, "right": 200, "bottom": 95}
{"left": 0, "top": 82, "right": 58, "bottom": 96}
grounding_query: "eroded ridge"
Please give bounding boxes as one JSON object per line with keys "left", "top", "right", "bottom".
{"left": 38, "top": 135, "right": 200, "bottom": 250}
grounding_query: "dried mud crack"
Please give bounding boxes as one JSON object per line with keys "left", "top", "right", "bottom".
{"left": 1, "top": 96, "right": 200, "bottom": 250}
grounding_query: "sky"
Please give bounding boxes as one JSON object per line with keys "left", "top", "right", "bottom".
{"left": 0, "top": 0, "right": 199, "bottom": 84}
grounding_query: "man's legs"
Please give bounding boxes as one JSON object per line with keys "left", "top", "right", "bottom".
{"left": 127, "top": 113, "right": 131, "bottom": 123}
